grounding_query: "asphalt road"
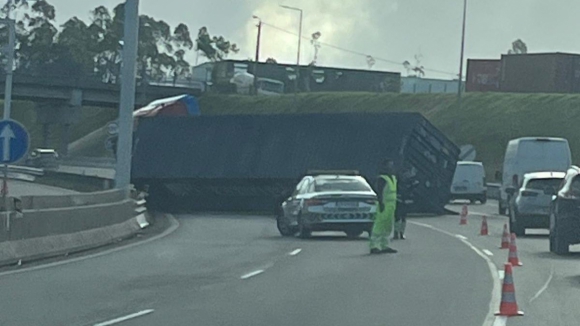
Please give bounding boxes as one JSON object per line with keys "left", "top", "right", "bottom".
{"left": 6, "top": 180, "right": 77, "bottom": 196}
{"left": 0, "top": 213, "right": 494, "bottom": 326}
{"left": 446, "top": 200, "right": 580, "bottom": 326}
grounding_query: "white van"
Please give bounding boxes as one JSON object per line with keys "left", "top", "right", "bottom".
{"left": 450, "top": 161, "right": 487, "bottom": 204}
{"left": 499, "top": 137, "right": 571, "bottom": 215}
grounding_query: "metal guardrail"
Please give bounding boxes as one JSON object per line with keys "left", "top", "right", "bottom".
{"left": 50, "top": 165, "right": 116, "bottom": 180}
{"left": 59, "top": 157, "right": 116, "bottom": 169}
{"left": 7, "top": 165, "right": 44, "bottom": 176}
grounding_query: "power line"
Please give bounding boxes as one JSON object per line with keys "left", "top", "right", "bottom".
{"left": 261, "top": 21, "right": 458, "bottom": 77}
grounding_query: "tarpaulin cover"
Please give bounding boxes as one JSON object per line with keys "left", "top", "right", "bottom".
{"left": 132, "top": 113, "right": 422, "bottom": 179}
{"left": 133, "top": 94, "right": 200, "bottom": 118}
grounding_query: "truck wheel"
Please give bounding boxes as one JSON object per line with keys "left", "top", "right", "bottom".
{"left": 479, "top": 196, "right": 487, "bottom": 205}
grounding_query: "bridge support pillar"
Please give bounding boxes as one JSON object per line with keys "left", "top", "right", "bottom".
{"left": 35, "top": 91, "right": 82, "bottom": 155}
{"left": 42, "top": 123, "right": 50, "bottom": 148}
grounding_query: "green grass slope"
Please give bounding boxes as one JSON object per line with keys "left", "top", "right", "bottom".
{"left": 199, "top": 92, "right": 580, "bottom": 179}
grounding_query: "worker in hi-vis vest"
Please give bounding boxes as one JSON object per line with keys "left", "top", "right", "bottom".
{"left": 370, "top": 159, "right": 398, "bottom": 254}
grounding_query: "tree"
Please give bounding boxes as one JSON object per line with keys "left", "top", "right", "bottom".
{"left": 508, "top": 39, "right": 528, "bottom": 54}
{"left": 57, "top": 17, "right": 96, "bottom": 75}
{"left": 1, "top": 0, "right": 60, "bottom": 74}
{"left": 0, "top": 1, "right": 212, "bottom": 84}
{"left": 265, "top": 57, "right": 277, "bottom": 64}
{"left": 196, "top": 26, "right": 239, "bottom": 61}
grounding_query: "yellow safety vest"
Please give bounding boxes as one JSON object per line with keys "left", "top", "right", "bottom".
{"left": 380, "top": 175, "right": 398, "bottom": 203}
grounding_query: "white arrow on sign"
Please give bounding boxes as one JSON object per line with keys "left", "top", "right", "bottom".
{"left": 0, "top": 124, "right": 15, "bottom": 161}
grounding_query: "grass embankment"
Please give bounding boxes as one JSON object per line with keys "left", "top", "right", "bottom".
{"left": 199, "top": 92, "right": 580, "bottom": 179}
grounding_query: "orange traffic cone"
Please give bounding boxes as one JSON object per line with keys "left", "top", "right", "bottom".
{"left": 495, "top": 263, "right": 524, "bottom": 317}
{"left": 480, "top": 216, "right": 489, "bottom": 235}
{"left": 508, "top": 233, "right": 522, "bottom": 266}
{"left": 500, "top": 224, "right": 510, "bottom": 249}
{"left": 459, "top": 205, "right": 468, "bottom": 225}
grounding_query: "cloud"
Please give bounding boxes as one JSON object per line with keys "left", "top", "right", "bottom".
{"left": 241, "top": 0, "right": 399, "bottom": 68}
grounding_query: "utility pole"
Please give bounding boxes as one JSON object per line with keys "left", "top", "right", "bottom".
{"left": 457, "top": 0, "right": 468, "bottom": 108}
{"left": 114, "top": 0, "right": 139, "bottom": 190}
{"left": 253, "top": 16, "right": 262, "bottom": 95}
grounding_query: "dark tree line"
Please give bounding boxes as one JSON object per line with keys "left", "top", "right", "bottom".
{"left": 0, "top": 0, "right": 239, "bottom": 83}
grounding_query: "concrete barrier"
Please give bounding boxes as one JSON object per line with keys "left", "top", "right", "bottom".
{"left": 0, "top": 216, "right": 142, "bottom": 266}
{"left": 0, "top": 188, "right": 149, "bottom": 267}
{"left": 8, "top": 200, "right": 134, "bottom": 240}
{"left": 19, "top": 188, "right": 127, "bottom": 210}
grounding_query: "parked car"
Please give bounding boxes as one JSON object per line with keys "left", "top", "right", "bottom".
{"left": 25, "top": 148, "right": 59, "bottom": 168}
{"left": 277, "top": 171, "right": 377, "bottom": 239}
{"left": 549, "top": 166, "right": 580, "bottom": 255}
{"left": 450, "top": 161, "right": 487, "bottom": 204}
{"left": 507, "top": 171, "right": 565, "bottom": 236}
{"left": 499, "top": 137, "right": 571, "bottom": 215}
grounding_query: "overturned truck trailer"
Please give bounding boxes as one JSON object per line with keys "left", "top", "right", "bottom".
{"left": 132, "top": 113, "right": 459, "bottom": 213}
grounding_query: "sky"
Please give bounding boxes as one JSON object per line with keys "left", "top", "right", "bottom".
{"left": 44, "top": 0, "right": 580, "bottom": 79}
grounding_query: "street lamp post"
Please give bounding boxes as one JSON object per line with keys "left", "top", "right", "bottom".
{"left": 1, "top": 2, "right": 15, "bottom": 120}
{"left": 114, "top": 0, "right": 140, "bottom": 190}
{"left": 252, "top": 15, "right": 262, "bottom": 95}
{"left": 280, "top": 5, "right": 303, "bottom": 93}
{"left": 457, "top": 0, "right": 468, "bottom": 107}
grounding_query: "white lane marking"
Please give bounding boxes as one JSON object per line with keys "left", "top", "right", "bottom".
{"left": 240, "top": 269, "right": 265, "bottom": 280}
{"left": 455, "top": 234, "right": 468, "bottom": 240}
{"left": 483, "top": 249, "right": 494, "bottom": 257}
{"left": 498, "top": 270, "right": 505, "bottom": 280}
{"left": 409, "top": 221, "right": 502, "bottom": 326}
{"left": 0, "top": 214, "right": 180, "bottom": 277}
{"left": 529, "top": 264, "right": 554, "bottom": 303}
{"left": 289, "top": 248, "right": 302, "bottom": 256}
{"left": 94, "top": 309, "right": 154, "bottom": 326}
{"left": 492, "top": 316, "right": 508, "bottom": 326}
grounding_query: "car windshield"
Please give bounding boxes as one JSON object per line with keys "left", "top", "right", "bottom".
{"left": 314, "top": 178, "right": 371, "bottom": 192}
{"left": 526, "top": 178, "right": 562, "bottom": 190}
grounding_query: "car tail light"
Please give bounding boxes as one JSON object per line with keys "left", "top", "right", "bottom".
{"left": 305, "top": 199, "right": 327, "bottom": 206}
{"left": 521, "top": 191, "right": 538, "bottom": 197}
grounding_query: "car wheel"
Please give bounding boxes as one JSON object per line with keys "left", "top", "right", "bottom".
{"left": 509, "top": 208, "right": 525, "bottom": 236}
{"left": 345, "top": 230, "right": 363, "bottom": 238}
{"left": 297, "top": 216, "right": 311, "bottom": 239}
{"left": 479, "top": 196, "right": 487, "bottom": 205}
{"left": 276, "top": 216, "right": 296, "bottom": 237}
{"left": 550, "top": 213, "right": 569, "bottom": 255}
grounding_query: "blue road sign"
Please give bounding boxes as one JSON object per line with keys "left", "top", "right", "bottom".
{"left": 0, "top": 119, "right": 30, "bottom": 164}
